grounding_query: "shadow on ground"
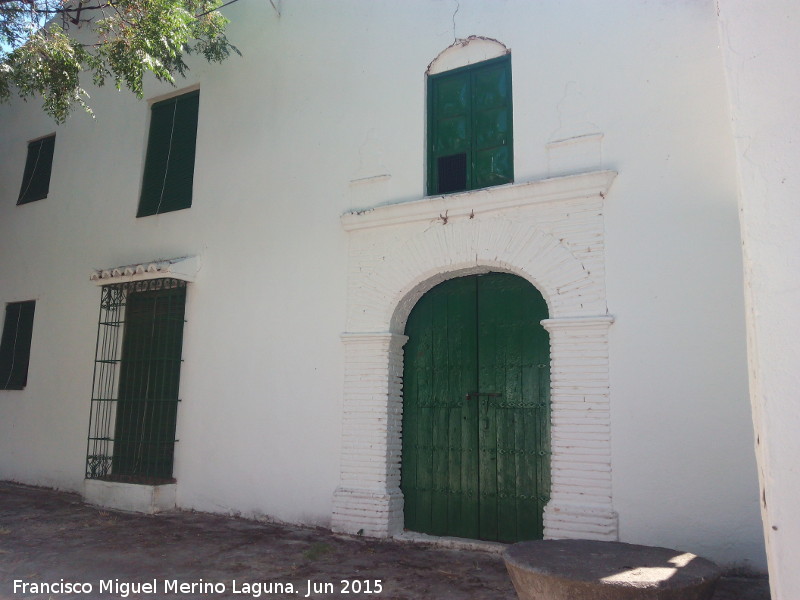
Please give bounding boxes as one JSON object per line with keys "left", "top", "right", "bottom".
{"left": 0, "top": 483, "right": 769, "bottom": 600}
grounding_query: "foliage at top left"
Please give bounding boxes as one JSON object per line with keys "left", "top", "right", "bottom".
{"left": 0, "top": 0, "right": 239, "bottom": 122}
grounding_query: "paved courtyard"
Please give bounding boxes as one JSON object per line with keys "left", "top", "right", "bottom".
{"left": 0, "top": 482, "right": 769, "bottom": 600}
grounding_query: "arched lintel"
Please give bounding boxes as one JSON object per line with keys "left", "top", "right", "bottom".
{"left": 427, "top": 36, "right": 510, "bottom": 75}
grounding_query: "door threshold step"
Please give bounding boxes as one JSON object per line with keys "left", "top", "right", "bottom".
{"left": 394, "top": 531, "right": 508, "bottom": 554}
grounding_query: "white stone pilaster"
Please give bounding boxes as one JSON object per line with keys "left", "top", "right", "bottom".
{"left": 331, "top": 332, "right": 407, "bottom": 537}
{"left": 542, "top": 316, "right": 618, "bottom": 540}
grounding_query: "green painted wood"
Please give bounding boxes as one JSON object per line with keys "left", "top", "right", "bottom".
{"left": 113, "top": 284, "right": 186, "bottom": 480}
{"left": 402, "top": 276, "right": 479, "bottom": 538}
{"left": 402, "top": 273, "right": 549, "bottom": 542}
{"left": 18, "top": 135, "right": 55, "bottom": 204}
{"left": 0, "top": 300, "right": 36, "bottom": 390}
{"left": 472, "top": 59, "right": 513, "bottom": 189}
{"left": 138, "top": 90, "right": 199, "bottom": 217}
{"left": 427, "top": 55, "right": 512, "bottom": 195}
{"left": 477, "top": 273, "right": 550, "bottom": 542}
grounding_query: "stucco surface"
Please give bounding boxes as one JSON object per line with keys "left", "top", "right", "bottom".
{"left": 718, "top": 1, "right": 800, "bottom": 597}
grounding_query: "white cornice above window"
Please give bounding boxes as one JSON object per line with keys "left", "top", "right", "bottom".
{"left": 341, "top": 170, "right": 616, "bottom": 232}
{"left": 89, "top": 256, "right": 199, "bottom": 285}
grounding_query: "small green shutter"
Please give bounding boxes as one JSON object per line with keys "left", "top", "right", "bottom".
{"left": 428, "top": 55, "right": 513, "bottom": 195}
{"left": 137, "top": 90, "right": 200, "bottom": 217}
{"left": 0, "top": 300, "right": 36, "bottom": 390}
{"left": 18, "top": 135, "right": 55, "bottom": 204}
{"left": 472, "top": 60, "right": 513, "bottom": 189}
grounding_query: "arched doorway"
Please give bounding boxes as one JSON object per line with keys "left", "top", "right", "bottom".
{"left": 332, "top": 169, "right": 617, "bottom": 541}
{"left": 401, "top": 272, "right": 550, "bottom": 542}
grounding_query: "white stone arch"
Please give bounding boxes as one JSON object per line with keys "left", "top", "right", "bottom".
{"left": 332, "top": 171, "right": 618, "bottom": 542}
{"left": 427, "top": 36, "right": 510, "bottom": 75}
{"left": 385, "top": 222, "right": 597, "bottom": 335}
{"left": 390, "top": 262, "right": 538, "bottom": 334}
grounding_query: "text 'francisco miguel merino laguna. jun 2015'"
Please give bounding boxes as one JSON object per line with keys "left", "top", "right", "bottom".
{"left": 12, "top": 578, "right": 386, "bottom": 597}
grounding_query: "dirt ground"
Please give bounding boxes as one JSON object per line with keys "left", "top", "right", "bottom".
{"left": 0, "top": 482, "right": 769, "bottom": 600}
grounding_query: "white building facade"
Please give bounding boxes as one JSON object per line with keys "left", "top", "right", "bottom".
{"left": 718, "top": 1, "right": 800, "bottom": 597}
{"left": 0, "top": 0, "right": 767, "bottom": 572}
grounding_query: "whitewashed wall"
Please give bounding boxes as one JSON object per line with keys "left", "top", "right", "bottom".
{"left": 0, "top": 0, "right": 765, "bottom": 569}
{"left": 718, "top": 1, "right": 800, "bottom": 596}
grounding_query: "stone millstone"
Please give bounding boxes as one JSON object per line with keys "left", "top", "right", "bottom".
{"left": 503, "top": 539, "right": 721, "bottom": 600}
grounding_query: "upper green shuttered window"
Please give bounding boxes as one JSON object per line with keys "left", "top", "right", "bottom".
{"left": 0, "top": 300, "right": 36, "bottom": 390}
{"left": 18, "top": 135, "right": 55, "bottom": 205}
{"left": 138, "top": 90, "right": 200, "bottom": 217}
{"left": 427, "top": 55, "right": 513, "bottom": 195}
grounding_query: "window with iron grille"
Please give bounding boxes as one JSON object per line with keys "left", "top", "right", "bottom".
{"left": 18, "top": 135, "right": 55, "bottom": 204}
{"left": 86, "top": 279, "right": 187, "bottom": 484}
{"left": 0, "top": 300, "right": 36, "bottom": 390}
{"left": 137, "top": 90, "right": 199, "bottom": 217}
{"left": 427, "top": 55, "right": 513, "bottom": 195}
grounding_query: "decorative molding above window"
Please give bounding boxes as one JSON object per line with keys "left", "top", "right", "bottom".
{"left": 89, "top": 256, "right": 198, "bottom": 285}
{"left": 342, "top": 170, "right": 616, "bottom": 232}
{"left": 427, "top": 36, "right": 509, "bottom": 75}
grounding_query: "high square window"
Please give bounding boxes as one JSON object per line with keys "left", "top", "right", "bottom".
{"left": 137, "top": 90, "right": 200, "bottom": 217}
{"left": 427, "top": 55, "right": 513, "bottom": 195}
{"left": 0, "top": 300, "right": 36, "bottom": 390}
{"left": 18, "top": 135, "right": 55, "bottom": 205}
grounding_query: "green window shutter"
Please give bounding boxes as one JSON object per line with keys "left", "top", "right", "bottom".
{"left": 472, "top": 59, "right": 513, "bottom": 189}
{"left": 429, "top": 70, "right": 471, "bottom": 194}
{"left": 138, "top": 90, "right": 200, "bottom": 217}
{"left": 113, "top": 283, "right": 186, "bottom": 480}
{"left": 0, "top": 300, "right": 36, "bottom": 390}
{"left": 428, "top": 55, "right": 513, "bottom": 195}
{"left": 18, "top": 135, "right": 55, "bottom": 205}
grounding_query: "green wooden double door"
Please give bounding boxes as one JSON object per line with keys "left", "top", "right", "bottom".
{"left": 401, "top": 273, "right": 550, "bottom": 542}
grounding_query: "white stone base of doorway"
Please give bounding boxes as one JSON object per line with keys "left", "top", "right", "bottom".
{"left": 393, "top": 531, "right": 508, "bottom": 555}
{"left": 83, "top": 478, "right": 176, "bottom": 514}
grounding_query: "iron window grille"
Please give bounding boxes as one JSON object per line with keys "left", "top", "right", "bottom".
{"left": 0, "top": 300, "right": 36, "bottom": 390}
{"left": 18, "top": 134, "right": 56, "bottom": 204}
{"left": 86, "top": 278, "right": 187, "bottom": 484}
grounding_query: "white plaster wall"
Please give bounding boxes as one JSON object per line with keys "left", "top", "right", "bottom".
{"left": 0, "top": 0, "right": 764, "bottom": 567}
{"left": 718, "top": 1, "right": 800, "bottom": 595}
{"left": 595, "top": 2, "right": 766, "bottom": 570}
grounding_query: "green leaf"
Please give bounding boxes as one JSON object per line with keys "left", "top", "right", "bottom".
{"left": 0, "top": 0, "right": 239, "bottom": 121}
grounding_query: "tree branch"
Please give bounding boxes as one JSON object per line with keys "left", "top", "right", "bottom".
{"left": 0, "top": 1, "right": 116, "bottom": 13}
{"left": 194, "top": 0, "right": 238, "bottom": 19}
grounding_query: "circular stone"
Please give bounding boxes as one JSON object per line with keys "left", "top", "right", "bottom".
{"left": 503, "top": 540, "right": 721, "bottom": 600}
